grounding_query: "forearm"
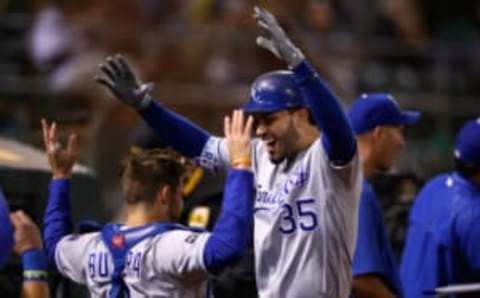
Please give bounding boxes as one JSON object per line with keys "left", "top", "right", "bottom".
{"left": 292, "top": 61, "right": 356, "bottom": 164}
{"left": 353, "top": 275, "right": 396, "bottom": 298}
{"left": 203, "top": 169, "right": 254, "bottom": 273}
{"left": 139, "top": 101, "right": 211, "bottom": 158}
{"left": 21, "top": 249, "right": 50, "bottom": 298}
{"left": 43, "top": 179, "right": 73, "bottom": 264}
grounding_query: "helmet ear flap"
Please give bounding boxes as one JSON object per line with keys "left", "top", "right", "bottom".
{"left": 243, "top": 70, "right": 306, "bottom": 113}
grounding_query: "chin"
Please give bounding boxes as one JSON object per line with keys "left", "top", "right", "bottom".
{"left": 269, "top": 155, "right": 285, "bottom": 165}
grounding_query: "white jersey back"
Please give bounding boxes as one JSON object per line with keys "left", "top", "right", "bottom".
{"left": 55, "top": 226, "right": 210, "bottom": 298}
{"left": 200, "top": 137, "right": 362, "bottom": 298}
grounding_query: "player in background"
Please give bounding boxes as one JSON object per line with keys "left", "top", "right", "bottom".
{"left": 347, "top": 93, "right": 421, "bottom": 298}
{"left": 11, "top": 210, "right": 50, "bottom": 298}
{"left": 400, "top": 118, "right": 480, "bottom": 298}
{"left": 96, "top": 6, "right": 362, "bottom": 298}
{"left": 41, "top": 111, "right": 254, "bottom": 297}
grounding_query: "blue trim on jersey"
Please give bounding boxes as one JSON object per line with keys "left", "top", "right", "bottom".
{"left": 43, "top": 179, "right": 73, "bottom": 266}
{"left": 292, "top": 61, "right": 356, "bottom": 165}
{"left": 203, "top": 169, "right": 254, "bottom": 274}
{"left": 0, "top": 189, "right": 13, "bottom": 269}
{"left": 139, "top": 101, "right": 211, "bottom": 158}
{"left": 101, "top": 223, "right": 189, "bottom": 298}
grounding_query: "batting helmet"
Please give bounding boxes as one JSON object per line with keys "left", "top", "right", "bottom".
{"left": 243, "top": 70, "right": 306, "bottom": 113}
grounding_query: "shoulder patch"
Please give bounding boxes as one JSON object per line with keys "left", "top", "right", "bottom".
{"left": 188, "top": 206, "right": 211, "bottom": 228}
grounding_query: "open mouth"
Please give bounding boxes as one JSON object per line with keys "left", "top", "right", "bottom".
{"left": 265, "top": 139, "right": 276, "bottom": 153}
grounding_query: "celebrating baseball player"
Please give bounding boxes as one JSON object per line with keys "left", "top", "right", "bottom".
{"left": 400, "top": 118, "right": 480, "bottom": 297}
{"left": 41, "top": 112, "right": 255, "bottom": 297}
{"left": 96, "top": 6, "right": 362, "bottom": 298}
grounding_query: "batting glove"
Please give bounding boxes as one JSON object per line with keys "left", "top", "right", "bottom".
{"left": 254, "top": 6, "right": 305, "bottom": 69}
{"left": 95, "top": 55, "right": 153, "bottom": 111}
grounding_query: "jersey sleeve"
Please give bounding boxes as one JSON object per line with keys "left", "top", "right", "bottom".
{"left": 152, "top": 230, "right": 211, "bottom": 280}
{"left": 311, "top": 139, "right": 362, "bottom": 189}
{"left": 0, "top": 190, "right": 13, "bottom": 269}
{"left": 195, "top": 136, "right": 230, "bottom": 172}
{"left": 352, "top": 187, "right": 385, "bottom": 276}
{"left": 54, "top": 233, "right": 99, "bottom": 284}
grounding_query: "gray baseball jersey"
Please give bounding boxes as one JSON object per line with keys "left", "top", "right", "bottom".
{"left": 55, "top": 226, "right": 211, "bottom": 298}
{"left": 198, "top": 137, "right": 362, "bottom": 298}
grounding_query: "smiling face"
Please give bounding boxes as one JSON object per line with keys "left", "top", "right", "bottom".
{"left": 252, "top": 109, "right": 304, "bottom": 164}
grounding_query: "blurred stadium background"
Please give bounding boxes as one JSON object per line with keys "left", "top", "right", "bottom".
{"left": 0, "top": 0, "right": 479, "bottom": 295}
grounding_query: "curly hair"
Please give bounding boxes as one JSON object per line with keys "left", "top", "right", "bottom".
{"left": 121, "top": 148, "right": 187, "bottom": 205}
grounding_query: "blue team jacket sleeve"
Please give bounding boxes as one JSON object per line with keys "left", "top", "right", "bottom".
{"left": 0, "top": 190, "right": 13, "bottom": 269}
{"left": 203, "top": 169, "right": 254, "bottom": 273}
{"left": 353, "top": 186, "right": 384, "bottom": 276}
{"left": 292, "top": 61, "right": 356, "bottom": 164}
{"left": 43, "top": 179, "right": 73, "bottom": 265}
{"left": 139, "top": 101, "right": 211, "bottom": 158}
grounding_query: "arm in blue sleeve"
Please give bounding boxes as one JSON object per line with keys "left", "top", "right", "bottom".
{"left": 203, "top": 169, "right": 254, "bottom": 274}
{"left": 139, "top": 101, "right": 211, "bottom": 158}
{"left": 0, "top": 190, "right": 13, "bottom": 269}
{"left": 292, "top": 61, "right": 356, "bottom": 164}
{"left": 43, "top": 179, "right": 73, "bottom": 266}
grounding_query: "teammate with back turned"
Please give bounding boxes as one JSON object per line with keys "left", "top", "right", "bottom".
{"left": 41, "top": 110, "right": 255, "bottom": 297}
{"left": 96, "top": 6, "right": 362, "bottom": 298}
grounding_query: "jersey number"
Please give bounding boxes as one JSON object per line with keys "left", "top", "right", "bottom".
{"left": 279, "top": 198, "right": 318, "bottom": 234}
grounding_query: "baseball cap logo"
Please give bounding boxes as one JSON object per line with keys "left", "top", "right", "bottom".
{"left": 112, "top": 234, "right": 125, "bottom": 249}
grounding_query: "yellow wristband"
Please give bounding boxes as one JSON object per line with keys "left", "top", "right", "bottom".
{"left": 231, "top": 157, "right": 251, "bottom": 168}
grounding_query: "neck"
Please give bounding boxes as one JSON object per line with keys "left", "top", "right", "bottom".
{"left": 358, "top": 140, "right": 376, "bottom": 178}
{"left": 124, "top": 203, "right": 169, "bottom": 227}
{"left": 295, "top": 124, "right": 319, "bottom": 152}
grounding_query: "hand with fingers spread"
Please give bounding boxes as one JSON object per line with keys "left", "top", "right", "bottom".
{"left": 224, "top": 110, "right": 254, "bottom": 170}
{"left": 95, "top": 54, "right": 153, "bottom": 110}
{"left": 41, "top": 119, "right": 79, "bottom": 179}
{"left": 10, "top": 211, "right": 42, "bottom": 254}
{"left": 253, "top": 6, "right": 305, "bottom": 69}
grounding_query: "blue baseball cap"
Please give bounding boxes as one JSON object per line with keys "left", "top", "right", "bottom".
{"left": 348, "top": 93, "right": 421, "bottom": 135}
{"left": 454, "top": 118, "right": 480, "bottom": 164}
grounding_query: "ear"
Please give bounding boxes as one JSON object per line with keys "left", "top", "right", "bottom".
{"left": 156, "top": 184, "right": 172, "bottom": 205}
{"left": 372, "top": 126, "right": 384, "bottom": 142}
{"left": 293, "top": 108, "right": 310, "bottom": 122}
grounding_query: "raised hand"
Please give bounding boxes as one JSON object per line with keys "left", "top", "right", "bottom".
{"left": 10, "top": 211, "right": 42, "bottom": 254}
{"left": 224, "top": 110, "right": 254, "bottom": 169}
{"left": 41, "top": 119, "right": 79, "bottom": 179}
{"left": 254, "top": 6, "right": 305, "bottom": 69}
{"left": 95, "top": 54, "right": 153, "bottom": 110}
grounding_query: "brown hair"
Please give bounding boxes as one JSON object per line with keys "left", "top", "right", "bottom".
{"left": 121, "top": 148, "right": 186, "bottom": 205}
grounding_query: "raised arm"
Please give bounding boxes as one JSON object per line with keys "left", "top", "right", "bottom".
{"left": 203, "top": 110, "right": 255, "bottom": 273}
{"left": 95, "top": 55, "right": 210, "bottom": 158}
{"left": 254, "top": 6, "right": 356, "bottom": 165}
{"left": 11, "top": 210, "right": 50, "bottom": 298}
{"left": 41, "top": 119, "right": 78, "bottom": 265}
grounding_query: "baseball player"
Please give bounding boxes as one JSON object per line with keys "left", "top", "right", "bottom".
{"left": 347, "top": 93, "right": 421, "bottom": 298}
{"left": 400, "top": 118, "right": 480, "bottom": 298}
{"left": 96, "top": 6, "right": 362, "bottom": 298}
{"left": 41, "top": 111, "right": 255, "bottom": 297}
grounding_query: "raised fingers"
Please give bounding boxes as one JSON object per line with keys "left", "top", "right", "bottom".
{"left": 224, "top": 115, "right": 231, "bottom": 139}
